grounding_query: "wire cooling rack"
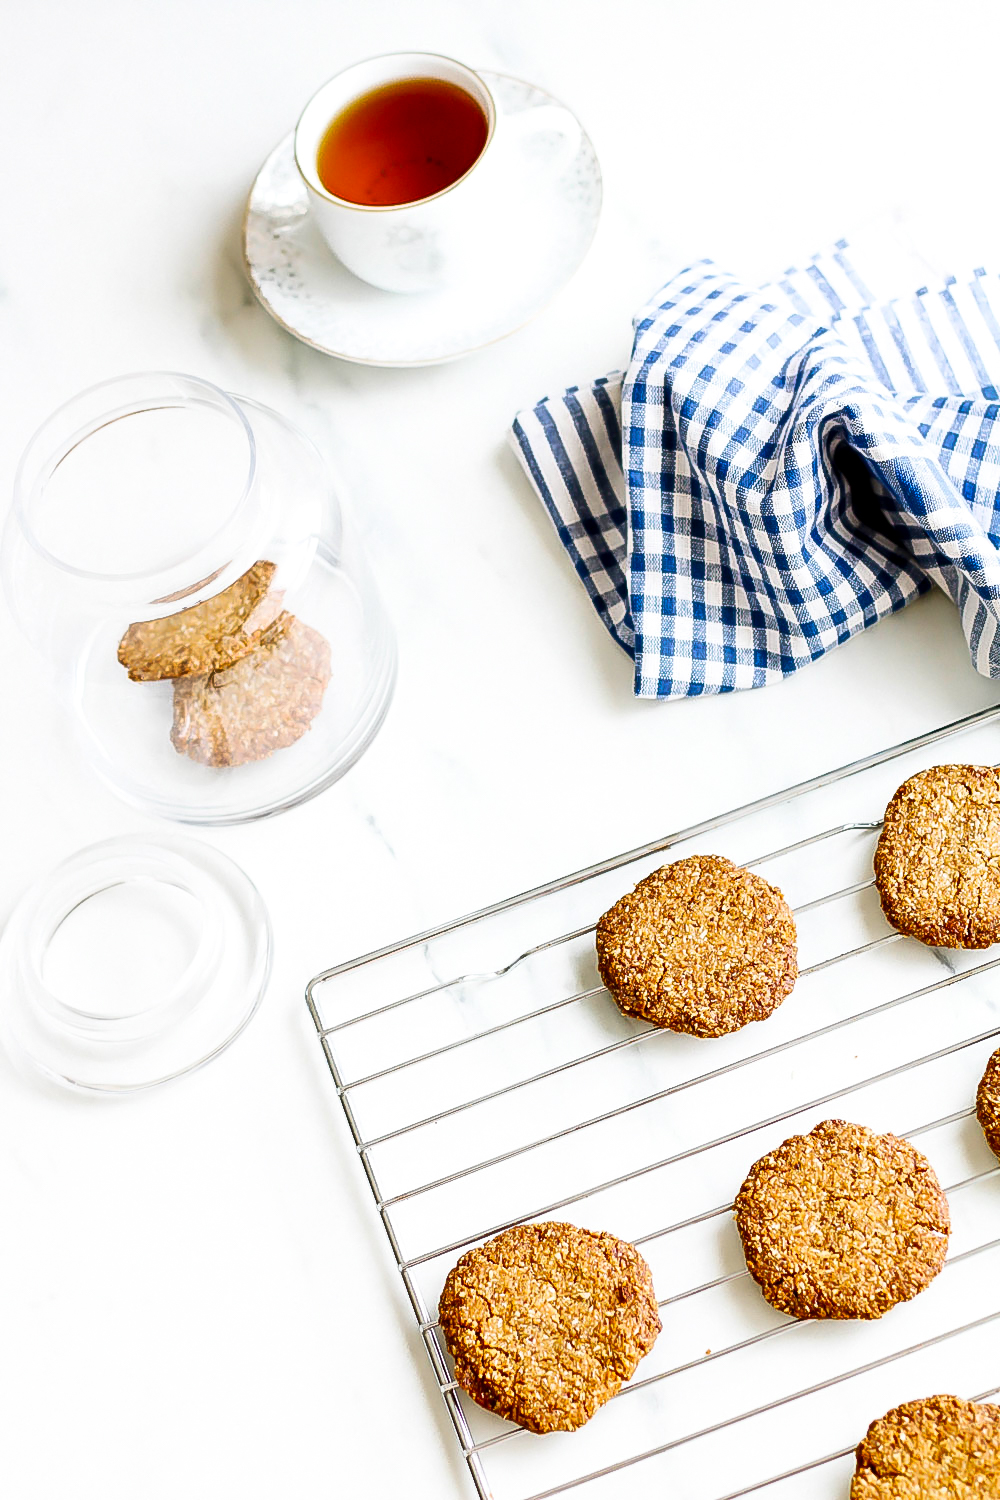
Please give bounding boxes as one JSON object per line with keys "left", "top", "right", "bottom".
{"left": 306, "top": 704, "right": 1000, "bottom": 1500}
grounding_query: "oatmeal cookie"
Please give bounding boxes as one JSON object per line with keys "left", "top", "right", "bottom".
{"left": 595, "top": 855, "right": 797, "bottom": 1038}
{"left": 170, "top": 614, "right": 331, "bottom": 767}
{"left": 734, "top": 1119, "right": 949, "bottom": 1319}
{"left": 976, "top": 1047, "right": 1000, "bottom": 1161}
{"left": 118, "top": 560, "right": 281, "bottom": 681}
{"left": 851, "top": 1394, "right": 1000, "bottom": 1497}
{"left": 874, "top": 764, "right": 1000, "bottom": 948}
{"left": 437, "top": 1221, "right": 661, "bottom": 1434}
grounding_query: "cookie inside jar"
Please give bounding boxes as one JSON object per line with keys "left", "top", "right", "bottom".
{"left": 119, "top": 561, "right": 332, "bottom": 770}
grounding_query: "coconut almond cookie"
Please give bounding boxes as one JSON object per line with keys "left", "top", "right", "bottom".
{"left": 438, "top": 1221, "right": 661, "bottom": 1434}
{"left": 170, "top": 614, "right": 331, "bottom": 768}
{"left": 118, "top": 559, "right": 281, "bottom": 681}
{"left": 595, "top": 855, "right": 797, "bottom": 1038}
{"left": 874, "top": 764, "right": 1000, "bottom": 948}
{"left": 976, "top": 1047, "right": 1000, "bottom": 1160}
{"left": 735, "top": 1120, "right": 950, "bottom": 1320}
{"left": 851, "top": 1394, "right": 1000, "bottom": 1498}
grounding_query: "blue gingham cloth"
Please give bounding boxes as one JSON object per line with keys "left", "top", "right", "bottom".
{"left": 511, "top": 245, "right": 1000, "bottom": 696}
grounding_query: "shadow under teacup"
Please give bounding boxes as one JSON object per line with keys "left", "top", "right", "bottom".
{"left": 294, "top": 52, "right": 580, "bottom": 295}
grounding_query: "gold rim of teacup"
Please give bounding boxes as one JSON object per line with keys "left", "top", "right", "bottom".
{"left": 292, "top": 50, "right": 497, "bottom": 213}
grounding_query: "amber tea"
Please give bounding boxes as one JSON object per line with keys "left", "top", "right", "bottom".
{"left": 316, "top": 76, "right": 490, "bottom": 208}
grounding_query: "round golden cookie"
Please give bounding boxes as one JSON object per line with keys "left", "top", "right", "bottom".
{"left": 595, "top": 855, "right": 797, "bottom": 1038}
{"left": 976, "top": 1047, "right": 1000, "bottom": 1161}
{"left": 437, "top": 1221, "right": 661, "bottom": 1434}
{"left": 734, "top": 1119, "right": 950, "bottom": 1320}
{"left": 874, "top": 764, "right": 1000, "bottom": 948}
{"left": 851, "top": 1394, "right": 1000, "bottom": 1498}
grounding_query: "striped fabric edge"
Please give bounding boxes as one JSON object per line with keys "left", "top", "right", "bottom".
{"left": 510, "top": 376, "right": 633, "bottom": 652}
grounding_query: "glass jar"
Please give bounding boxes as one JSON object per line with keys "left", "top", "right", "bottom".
{"left": 2, "top": 373, "right": 396, "bottom": 823}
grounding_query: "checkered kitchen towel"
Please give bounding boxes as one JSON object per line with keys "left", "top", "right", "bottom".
{"left": 511, "top": 243, "right": 1000, "bottom": 697}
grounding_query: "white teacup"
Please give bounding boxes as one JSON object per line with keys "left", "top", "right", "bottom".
{"left": 294, "top": 52, "right": 580, "bottom": 295}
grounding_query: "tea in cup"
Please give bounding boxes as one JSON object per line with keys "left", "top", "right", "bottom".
{"left": 294, "top": 52, "right": 579, "bottom": 294}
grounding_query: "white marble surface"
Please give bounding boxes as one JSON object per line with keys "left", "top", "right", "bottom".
{"left": 2, "top": 2, "right": 1000, "bottom": 1496}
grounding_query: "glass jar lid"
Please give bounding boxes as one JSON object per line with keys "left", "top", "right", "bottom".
{"left": 0, "top": 834, "right": 272, "bottom": 1091}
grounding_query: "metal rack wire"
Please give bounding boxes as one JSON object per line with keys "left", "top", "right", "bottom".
{"left": 306, "top": 703, "right": 1000, "bottom": 1500}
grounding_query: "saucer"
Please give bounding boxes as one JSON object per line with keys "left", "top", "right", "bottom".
{"left": 242, "top": 72, "right": 602, "bottom": 366}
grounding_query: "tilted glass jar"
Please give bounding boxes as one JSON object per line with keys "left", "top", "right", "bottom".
{"left": 2, "top": 372, "right": 396, "bottom": 823}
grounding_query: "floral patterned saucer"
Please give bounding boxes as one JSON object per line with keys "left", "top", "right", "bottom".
{"left": 242, "top": 72, "right": 602, "bottom": 366}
